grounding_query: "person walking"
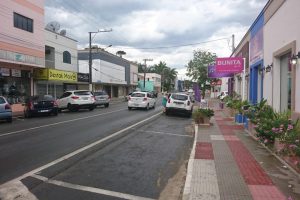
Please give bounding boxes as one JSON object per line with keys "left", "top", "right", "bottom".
{"left": 162, "top": 93, "right": 168, "bottom": 113}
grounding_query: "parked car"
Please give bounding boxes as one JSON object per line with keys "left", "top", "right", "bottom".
{"left": 24, "top": 95, "right": 58, "bottom": 118}
{"left": 165, "top": 93, "right": 193, "bottom": 117}
{"left": 219, "top": 91, "right": 228, "bottom": 100}
{"left": 125, "top": 92, "right": 133, "bottom": 101}
{"left": 93, "top": 91, "right": 110, "bottom": 108}
{"left": 0, "top": 96, "right": 12, "bottom": 123}
{"left": 128, "top": 91, "right": 156, "bottom": 110}
{"left": 56, "top": 90, "right": 95, "bottom": 112}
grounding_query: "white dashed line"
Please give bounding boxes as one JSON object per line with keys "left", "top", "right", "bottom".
{"left": 31, "top": 174, "right": 155, "bottom": 200}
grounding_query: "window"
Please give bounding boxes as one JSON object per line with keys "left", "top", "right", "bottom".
{"left": 13, "top": 13, "right": 33, "bottom": 33}
{"left": 63, "top": 51, "right": 71, "bottom": 64}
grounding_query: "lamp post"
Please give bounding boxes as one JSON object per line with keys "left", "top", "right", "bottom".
{"left": 143, "top": 58, "right": 153, "bottom": 90}
{"left": 88, "top": 29, "right": 112, "bottom": 91}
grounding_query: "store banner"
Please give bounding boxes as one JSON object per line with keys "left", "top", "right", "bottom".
{"left": 193, "top": 83, "right": 201, "bottom": 102}
{"left": 77, "top": 73, "right": 89, "bottom": 82}
{"left": 208, "top": 65, "right": 233, "bottom": 78}
{"left": 34, "top": 69, "right": 77, "bottom": 82}
{"left": 11, "top": 69, "right": 21, "bottom": 77}
{"left": 215, "top": 57, "right": 244, "bottom": 73}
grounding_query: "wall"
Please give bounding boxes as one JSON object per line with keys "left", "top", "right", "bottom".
{"left": 45, "top": 30, "right": 78, "bottom": 72}
{"left": 0, "top": 0, "right": 44, "bottom": 67}
{"left": 130, "top": 63, "right": 138, "bottom": 85}
{"left": 264, "top": 0, "right": 300, "bottom": 114}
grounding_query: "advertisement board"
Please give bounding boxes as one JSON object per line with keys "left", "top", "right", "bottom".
{"left": 208, "top": 65, "right": 233, "bottom": 78}
{"left": 215, "top": 57, "right": 244, "bottom": 73}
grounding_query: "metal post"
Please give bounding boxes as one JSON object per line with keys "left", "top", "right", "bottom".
{"left": 88, "top": 32, "right": 92, "bottom": 91}
{"left": 143, "top": 59, "right": 146, "bottom": 89}
{"left": 242, "top": 58, "right": 246, "bottom": 101}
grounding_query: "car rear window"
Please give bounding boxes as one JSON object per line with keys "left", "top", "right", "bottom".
{"left": 171, "top": 94, "right": 188, "bottom": 101}
{"left": 94, "top": 91, "right": 107, "bottom": 96}
{"left": 74, "top": 91, "right": 91, "bottom": 96}
{"left": 131, "top": 93, "right": 145, "bottom": 97}
{"left": 0, "top": 97, "right": 5, "bottom": 104}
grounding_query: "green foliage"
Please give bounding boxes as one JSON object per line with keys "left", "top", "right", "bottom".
{"left": 186, "top": 50, "right": 217, "bottom": 98}
{"left": 192, "top": 108, "right": 214, "bottom": 123}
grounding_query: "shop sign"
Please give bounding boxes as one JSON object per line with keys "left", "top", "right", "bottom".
{"left": 77, "top": 73, "right": 89, "bottom": 82}
{"left": 11, "top": 69, "right": 21, "bottom": 77}
{"left": 34, "top": 69, "right": 77, "bottom": 82}
{"left": 211, "top": 80, "right": 222, "bottom": 86}
{"left": 215, "top": 57, "right": 244, "bottom": 73}
{"left": 0, "top": 68, "right": 10, "bottom": 76}
{"left": 208, "top": 65, "right": 233, "bottom": 78}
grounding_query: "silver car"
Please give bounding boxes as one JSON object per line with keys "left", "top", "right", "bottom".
{"left": 93, "top": 91, "right": 110, "bottom": 108}
{"left": 0, "top": 96, "right": 12, "bottom": 123}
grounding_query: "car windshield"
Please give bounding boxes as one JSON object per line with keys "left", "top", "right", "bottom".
{"left": 171, "top": 94, "right": 188, "bottom": 101}
{"left": 74, "top": 91, "right": 91, "bottom": 96}
{"left": 94, "top": 91, "right": 107, "bottom": 96}
{"left": 131, "top": 93, "right": 145, "bottom": 97}
{"left": 0, "top": 97, "right": 5, "bottom": 104}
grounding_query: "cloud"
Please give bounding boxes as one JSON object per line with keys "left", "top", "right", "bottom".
{"left": 45, "top": 0, "right": 268, "bottom": 78}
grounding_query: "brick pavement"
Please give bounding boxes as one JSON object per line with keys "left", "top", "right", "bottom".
{"left": 183, "top": 108, "right": 287, "bottom": 200}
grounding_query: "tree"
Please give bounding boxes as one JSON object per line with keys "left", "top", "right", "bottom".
{"left": 116, "top": 50, "right": 126, "bottom": 58}
{"left": 186, "top": 50, "right": 217, "bottom": 98}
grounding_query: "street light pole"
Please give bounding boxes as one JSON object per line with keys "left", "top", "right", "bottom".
{"left": 143, "top": 58, "right": 153, "bottom": 90}
{"left": 88, "top": 29, "right": 112, "bottom": 92}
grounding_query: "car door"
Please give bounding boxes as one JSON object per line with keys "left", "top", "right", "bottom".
{"left": 147, "top": 93, "right": 154, "bottom": 107}
{"left": 58, "top": 92, "right": 70, "bottom": 108}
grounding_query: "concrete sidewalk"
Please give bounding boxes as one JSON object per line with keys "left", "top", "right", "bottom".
{"left": 183, "top": 105, "right": 300, "bottom": 200}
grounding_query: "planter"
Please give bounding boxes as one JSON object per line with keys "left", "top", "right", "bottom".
{"left": 274, "top": 138, "right": 285, "bottom": 153}
{"left": 235, "top": 113, "right": 244, "bottom": 123}
{"left": 195, "top": 117, "right": 211, "bottom": 125}
{"left": 224, "top": 107, "right": 235, "bottom": 118}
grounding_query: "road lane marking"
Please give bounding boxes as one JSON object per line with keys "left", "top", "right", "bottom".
{"left": 140, "top": 130, "right": 193, "bottom": 138}
{"left": 0, "top": 112, "right": 162, "bottom": 198}
{"left": 31, "top": 174, "right": 155, "bottom": 200}
{"left": 0, "top": 108, "right": 127, "bottom": 137}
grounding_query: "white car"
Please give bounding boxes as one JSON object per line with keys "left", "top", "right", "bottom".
{"left": 0, "top": 96, "right": 12, "bottom": 123}
{"left": 166, "top": 93, "right": 193, "bottom": 117}
{"left": 128, "top": 92, "right": 156, "bottom": 110}
{"left": 56, "top": 90, "right": 95, "bottom": 112}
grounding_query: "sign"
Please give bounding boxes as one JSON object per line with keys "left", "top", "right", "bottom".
{"left": 77, "top": 73, "right": 89, "bottom": 82}
{"left": 34, "top": 69, "right": 77, "bottom": 82}
{"left": 208, "top": 65, "right": 233, "bottom": 78}
{"left": 250, "top": 28, "right": 263, "bottom": 65}
{"left": 15, "top": 54, "right": 25, "bottom": 62}
{"left": 0, "top": 68, "right": 10, "bottom": 76}
{"left": 193, "top": 83, "right": 201, "bottom": 102}
{"left": 211, "top": 80, "right": 222, "bottom": 86}
{"left": 215, "top": 57, "right": 244, "bottom": 73}
{"left": 11, "top": 69, "right": 21, "bottom": 77}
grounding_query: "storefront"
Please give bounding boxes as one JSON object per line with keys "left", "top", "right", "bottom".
{"left": 34, "top": 68, "right": 77, "bottom": 99}
{"left": 0, "top": 65, "right": 31, "bottom": 104}
{"left": 77, "top": 73, "right": 89, "bottom": 90}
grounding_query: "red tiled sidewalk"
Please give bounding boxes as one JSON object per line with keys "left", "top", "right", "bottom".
{"left": 216, "top": 116, "right": 286, "bottom": 200}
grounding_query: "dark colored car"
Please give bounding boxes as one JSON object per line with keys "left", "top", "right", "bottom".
{"left": 93, "top": 91, "right": 110, "bottom": 107}
{"left": 24, "top": 95, "right": 58, "bottom": 118}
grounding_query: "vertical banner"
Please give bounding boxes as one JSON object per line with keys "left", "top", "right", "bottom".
{"left": 193, "top": 83, "right": 201, "bottom": 102}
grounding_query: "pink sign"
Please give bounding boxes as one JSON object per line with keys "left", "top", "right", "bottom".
{"left": 215, "top": 57, "right": 244, "bottom": 73}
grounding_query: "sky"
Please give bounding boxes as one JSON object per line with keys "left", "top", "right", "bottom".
{"left": 45, "top": 0, "right": 268, "bottom": 79}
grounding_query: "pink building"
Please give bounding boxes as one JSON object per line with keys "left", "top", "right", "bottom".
{"left": 0, "top": 0, "right": 45, "bottom": 106}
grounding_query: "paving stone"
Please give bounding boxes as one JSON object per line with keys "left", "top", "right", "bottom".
{"left": 195, "top": 142, "right": 214, "bottom": 160}
{"left": 190, "top": 159, "right": 220, "bottom": 200}
{"left": 248, "top": 185, "right": 286, "bottom": 200}
{"left": 210, "top": 135, "right": 225, "bottom": 141}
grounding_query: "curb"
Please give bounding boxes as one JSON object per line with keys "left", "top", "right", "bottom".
{"left": 182, "top": 124, "right": 198, "bottom": 200}
{"left": 245, "top": 129, "right": 300, "bottom": 179}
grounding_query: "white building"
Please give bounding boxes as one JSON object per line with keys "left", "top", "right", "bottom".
{"left": 138, "top": 73, "right": 161, "bottom": 92}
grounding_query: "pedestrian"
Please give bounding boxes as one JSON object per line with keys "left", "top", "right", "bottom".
{"left": 162, "top": 93, "right": 168, "bottom": 113}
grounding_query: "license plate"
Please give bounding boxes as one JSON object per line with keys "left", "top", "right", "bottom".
{"left": 82, "top": 97, "right": 89, "bottom": 100}
{"left": 39, "top": 110, "right": 49, "bottom": 113}
{"left": 134, "top": 103, "right": 139, "bottom": 106}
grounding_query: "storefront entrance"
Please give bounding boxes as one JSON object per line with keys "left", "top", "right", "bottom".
{"left": 280, "top": 53, "right": 292, "bottom": 112}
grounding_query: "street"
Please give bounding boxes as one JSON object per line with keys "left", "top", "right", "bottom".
{"left": 0, "top": 100, "right": 194, "bottom": 199}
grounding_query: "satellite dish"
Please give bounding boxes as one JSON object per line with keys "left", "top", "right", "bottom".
{"left": 45, "top": 21, "right": 60, "bottom": 32}
{"left": 60, "top": 29, "right": 66, "bottom": 36}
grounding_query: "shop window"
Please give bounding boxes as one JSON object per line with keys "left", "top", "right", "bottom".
{"left": 13, "top": 13, "right": 33, "bottom": 33}
{"left": 63, "top": 51, "right": 71, "bottom": 64}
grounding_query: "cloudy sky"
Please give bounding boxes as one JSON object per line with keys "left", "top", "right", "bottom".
{"left": 45, "top": 0, "right": 268, "bottom": 79}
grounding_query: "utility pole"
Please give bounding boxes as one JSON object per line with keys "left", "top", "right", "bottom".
{"left": 143, "top": 58, "right": 153, "bottom": 90}
{"left": 88, "top": 29, "right": 112, "bottom": 92}
{"left": 232, "top": 34, "right": 235, "bottom": 53}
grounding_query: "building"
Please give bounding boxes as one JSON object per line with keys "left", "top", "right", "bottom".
{"left": 138, "top": 73, "right": 161, "bottom": 93}
{"left": 78, "top": 49, "right": 129, "bottom": 98}
{"left": 231, "top": 0, "right": 300, "bottom": 119}
{"left": 129, "top": 62, "right": 139, "bottom": 93}
{"left": 33, "top": 28, "right": 79, "bottom": 99}
{"left": 0, "top": 0, "right": 45, "bottom": 105}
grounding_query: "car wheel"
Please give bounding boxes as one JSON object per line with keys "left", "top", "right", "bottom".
{"left": 89, "top": 106, "right": 94, "bottom": 111}
{"left": 146, "top": 104, "right": 149, "bottom": 110}
{"left": 58, "top": 108, "right": 62, "bottom": 113}
{"left": 105, "top": 103, "right": 109, "bottom": 108}
{"left": 6, "top": 117, "right": 12, "bottom": 123}
{"left": 165, "top": 110, "right": 169, "bottom": 116}
{"left": 128, "top": 107, "right": 132, "bottom": 110}
{"left": 53, "top": 110, "right": 58, "bottom": 116}
{"left": 152, "top": 103, "right": 156, "bottom": 109}
{"left": 68, "top": 104, "right": 77, "bottom": 112}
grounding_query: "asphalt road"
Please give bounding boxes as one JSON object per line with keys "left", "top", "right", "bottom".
{"left": 0, "top": 100, "right": 193, "bottom": 200}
